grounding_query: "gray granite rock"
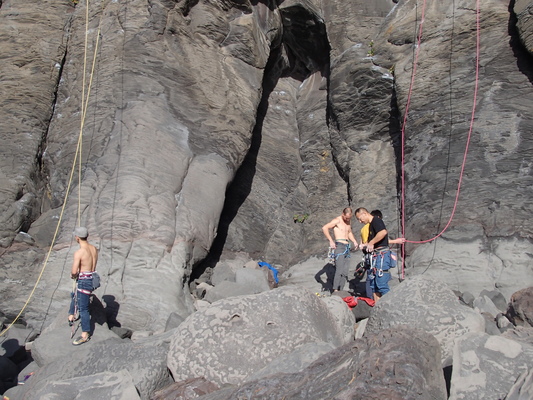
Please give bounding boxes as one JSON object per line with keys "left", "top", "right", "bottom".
{"left": 480, "top": 289, "right": 508, "bottom": 313}
{"left": 390, "top": 0, "right": 533, "bottom": 300}
{"left": 496, "top": 313, "right": 512, "bottom": 330}
{"left": 505, "top": 367, "right": 533, "bottom": 400}
{"left": 450, "top": 332, "right": 533, "bottom": 400}
{"left": 316, "top": 295, "right": 356, "bottom": 344}
{"left": 0, "top": 0, "right": 533, "bottom": 350}
{"left": 211, "top": 262, "right": 237, "bottom": 286}
{"left": 151, "top": 377, "right": 219, "bottom": 400}
{"left": 235, "top": 267, "right": 271, "bottom": 293}
{"left": 481, "top": 312, "right": 501, "bottom": 336}
{"left": 21, "top": 370, "right": 142, "bottom": 400}
{"left": 243, "top": 341, "right": 336, "bottom": 383}
{"left": 15, "top": 337, "right": 171, "bottom": 400}
{"left": 199, "top": 326, "right": 447, "bottom": 400}
{"left": 364, "top": 276, "right": 485, "bottom": 366}
{"left": 167, "top": 285, "right": 353, "bottom": 386}
{"left": 514, "top": 0, "right": 533, "bottom": 54}
{"left": 0, "top": 0, "right": 72, "bottom": 248}
{"left": 502, "top": 325, "right": 533, "bottom": 346}
{"left": 31, "top": 299, "right": 118, "bottom": 366}
{"left": 474, "top": 295, "right": 502, "bottom": 318}
{"left": 203, "top": 280, "right": 260, "bottom": 303}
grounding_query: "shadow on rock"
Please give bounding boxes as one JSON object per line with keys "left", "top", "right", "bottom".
{"left": 314, "top": 263, "right": 335, "bottom": 292}
{"left": 102, "top": 294, "right": 121, "bottom": 328}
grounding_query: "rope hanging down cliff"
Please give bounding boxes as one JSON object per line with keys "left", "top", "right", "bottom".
{"left": 0, "top": 0, "right": 103, "bottom": 337}
{"left": 398, "top": 0, "right": 481, "bottom": 279}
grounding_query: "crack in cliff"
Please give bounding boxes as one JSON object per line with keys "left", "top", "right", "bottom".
{"left": 193, "top": 3, "right": 331, "bottom": 276}
{"left": 508, "top": 0, "right": 533, "bottom": 85}
{"left": 35, "top": 17, "right": 73, "bottom": 223}
{"left": 192, "top": 45, "right": 283, "bottom": 277}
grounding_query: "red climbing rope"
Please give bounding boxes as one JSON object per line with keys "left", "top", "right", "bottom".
{"left": 399, "top": 0, "right": 481, "bottom": 279}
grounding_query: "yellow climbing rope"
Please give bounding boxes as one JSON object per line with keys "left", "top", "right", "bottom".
{"left": 0, "top": 0, "right": 103, "bottom": 337}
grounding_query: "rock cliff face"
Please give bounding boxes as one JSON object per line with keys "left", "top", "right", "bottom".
{"left": 1, "top": 0, "right": 533, "bottom": 331}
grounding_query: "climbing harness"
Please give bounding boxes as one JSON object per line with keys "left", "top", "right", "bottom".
{"left": 327, "top": 242, "right": 351, "bottom": 265}
{"left": 370, "top": 247, "right": 392, "bottom": 278}
{"left": 327, "top": 247, "right": 335, "bottom": 264}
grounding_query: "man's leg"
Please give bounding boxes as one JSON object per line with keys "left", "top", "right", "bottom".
{"left": 78, "top": 291, "right": 90, "bottom": 336}
{"left": 374, "top": 252, "right": 392, "bottom": 298}
{"left": 339, "top": 253, "right": 349, "bottom": 291}
{"left": 332, "top": 244, "right": 348, "bottom": 291}
{"left": 73, "top": 279, "right": 92, "bottom": 344}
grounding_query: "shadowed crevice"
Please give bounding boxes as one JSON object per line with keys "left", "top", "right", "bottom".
{"left": 192, "top": 4, "right": 331, "bottom": 279}
{"left": 508, "top": 0, "right": 533, "bottom": 85}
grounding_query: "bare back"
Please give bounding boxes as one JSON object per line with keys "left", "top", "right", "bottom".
{"left": 72, "top": 241, "right": 98, "bottom": 277}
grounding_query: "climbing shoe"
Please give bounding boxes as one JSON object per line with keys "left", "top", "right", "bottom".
{"left": 72, "top": 335, "right": 91, "bottom": 346}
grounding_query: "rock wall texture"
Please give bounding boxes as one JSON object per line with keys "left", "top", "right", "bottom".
{"left": 0, "top": 0, "right": 533, "bottom": 332}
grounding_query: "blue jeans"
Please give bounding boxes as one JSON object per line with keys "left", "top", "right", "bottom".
{"left": 69, "top": 278, "right": 92, "bottom": 333}
{"left": 372, "top": 250, "right": 392, "bottom": 296}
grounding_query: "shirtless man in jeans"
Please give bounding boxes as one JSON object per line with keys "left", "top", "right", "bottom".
{"left": 68, "top": 227, "right": 98, "bottom": 345}
{"left": 322, "top": 207, "right": 358, "bottom": 292}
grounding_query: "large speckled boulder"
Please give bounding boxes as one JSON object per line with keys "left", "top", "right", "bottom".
{"left": 167, "top": 285, "right": 354, "bottom": 385}
{"left": 199, "top": 326, "right": 447, "bottom": 400}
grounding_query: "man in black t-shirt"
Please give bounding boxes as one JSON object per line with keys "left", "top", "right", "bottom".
{"left": 355, "top": 208, "right": 392, "bottom": 300}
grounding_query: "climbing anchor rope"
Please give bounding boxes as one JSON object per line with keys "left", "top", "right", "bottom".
{"left": 0, "top": 0, "right": 104, "bottom": 337}
{"left": 398, "top": 0, "right": 481, "bottom": 279}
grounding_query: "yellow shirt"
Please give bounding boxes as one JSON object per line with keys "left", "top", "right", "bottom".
{"left": 360, "top": 223, "right": 370, "bottom": 244}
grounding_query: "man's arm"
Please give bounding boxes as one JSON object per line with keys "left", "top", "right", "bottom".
{"left": 322, "top": 218, "right": 339, "bottom": 249}
{"left": 367, "top": 229, "right": 387, "bottom": 252}
{"left": 71, "top": 250, "right": 81, "bottom": 279}
{"left": 92, "top": 246, "right": 98, "bottom": 271}
{"left": 389, "top": 237, "right": 406, "bottom": 245}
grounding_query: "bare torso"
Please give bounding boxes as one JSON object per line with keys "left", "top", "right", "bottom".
{"left": 72, "top": 242, "right": 98, "bottom": 277}
{"left": 332, "top": 216, "right": 352, "bottom": 242}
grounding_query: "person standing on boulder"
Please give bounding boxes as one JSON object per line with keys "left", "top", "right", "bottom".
{"left": 359, "top": 210, "right": 406, "bottom": 299}
{"left": 68, "top": 227, "right": 98, "bottom": 345}
{"left": 355, "top": 208, "right": 394, "bottom": 301}
{"left": 322, "top": 207, "right": 358, "bottom": 293}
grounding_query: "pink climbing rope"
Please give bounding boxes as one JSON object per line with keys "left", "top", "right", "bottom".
{"left": 399, "top": 0, "right": 481, "bottom": 279}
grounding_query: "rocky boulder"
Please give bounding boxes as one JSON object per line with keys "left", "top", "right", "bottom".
{"left": 364, "top": 275, "right": 485, "bottom": 366}
{"left": 450, "top": 332, "right": 533, "bottom": 400}
{"left": 514, "top": 0, "right": 533, "bottom": 54}
{"left": 11, "top": 336, "right": 171, "bottom": 400}
{"left": 199, "top": 326, "right": 447, "bottom": 400}
{"left": 150, "top": 377, "right": 219, "bottom": 400}
{"left": 506, "top": 286, "right": 533, "bottom": 327}
{"left": 167, "top": 285, "right": 354, "bottom": 386}
{"left": 9, "top": 370, "right": 142, "bottom": 400}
